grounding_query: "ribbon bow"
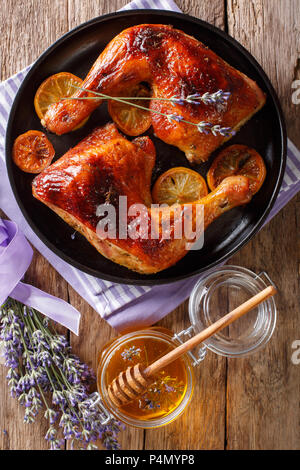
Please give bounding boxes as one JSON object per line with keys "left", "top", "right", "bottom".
{"left": 0, "top": 218, "right": 80, "bottom": 335}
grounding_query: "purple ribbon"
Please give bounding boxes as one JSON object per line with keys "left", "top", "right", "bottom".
{"left": 0, "top": 218, "right": 80, "bottom": 334}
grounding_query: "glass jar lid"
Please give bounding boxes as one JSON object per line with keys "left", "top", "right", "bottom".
{"left": 188, "top": 265, "right": 277, "bottom": 358}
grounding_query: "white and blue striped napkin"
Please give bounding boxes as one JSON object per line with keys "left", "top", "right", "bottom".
{"left": 0, "top": 0, "right": 299, "bottom": 331}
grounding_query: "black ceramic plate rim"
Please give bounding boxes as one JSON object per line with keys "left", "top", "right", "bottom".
{"left": 5, "top": 9, "right": 287, "bottom": 286}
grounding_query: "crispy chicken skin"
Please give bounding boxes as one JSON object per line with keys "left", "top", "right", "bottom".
{"left": 43, "top": 24, "right": 266, "bottom": 163}
{"left": 32, "top": 123, "right": 252, "bottom": 274}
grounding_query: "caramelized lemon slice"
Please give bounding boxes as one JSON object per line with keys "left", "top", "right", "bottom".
{"left": 12, "top": 130, "right": 55, "bottom": 174}
{"left": 34, "top": 72, "right": 88, "bottom": 130}
{"left": 152, "top": 167, "right": 208, "bottom": 205}
{"left": 108, "top": 83, "right": 152, "bottom": 136}
{"left": 207, "top": 144, "right": 266, "bottom": 194}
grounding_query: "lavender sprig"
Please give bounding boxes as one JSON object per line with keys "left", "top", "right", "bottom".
{"left": 62, "top": 85, "right": 235, "bottom": 138}
{"left": 66, "top": 85, "right": 231, "bottom": 107}
{"left": 0, "top": 299, "right": 123, "bottom": 450}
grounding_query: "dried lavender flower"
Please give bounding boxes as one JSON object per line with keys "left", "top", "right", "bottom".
{"left": 0, "top": 298, "right": 123, "bottom": 450}
{"left": 121, "top": 346, "right": 142, "bottom": 361}
{"left": 167, "top": 114, "right": 184, "bottom": 123}
{"left": 187, "top": 90, "right": 231, "bottom": 105}
{"left": 197, "top": 121, "right": 236, "bottom": 137}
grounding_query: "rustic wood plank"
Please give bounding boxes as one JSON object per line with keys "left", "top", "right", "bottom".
{"left": 145, "top": 300, "right": 227, "bottom": 450}
{"left": 227, "top": 0, "right": 300, "bottom": 145}
{"left": 144, "top": 0, "right": 227, "bottom": 450}
{"left": 65, "top": 0, "right": 145, "bottom": 451}
{"left": 226, "top": 0, "right": 300, "bottom": 450}
{"left": 67, "top": 0, "right": 128, "bottom": 25}
{"left": 66, "top": 284, "right": 145, "bottom": 450}
{"left": 0, "top": 0, "right": 69, "bottom": 80}
{"left": 0, "top": 0, "right": 70, "bottom": 451}
{"left": 179, "top": 0, "right": 225, "bottom": 28}
{"left": 1, "top": 0, "right": 299, "bottom": 452}
{"left": 0, "top": 247, "right": 69, "bottom": 450}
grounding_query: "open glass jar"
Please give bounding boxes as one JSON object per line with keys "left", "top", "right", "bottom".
{"left": 95, "top": 265, "right": 277, "bottom": 429}
{"left": 188, "top": 265, "right": 277, "bottom": 358}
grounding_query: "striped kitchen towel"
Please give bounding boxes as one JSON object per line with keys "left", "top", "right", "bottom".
{"left": 0, "top": 0, "right": 299, "bottom": 332}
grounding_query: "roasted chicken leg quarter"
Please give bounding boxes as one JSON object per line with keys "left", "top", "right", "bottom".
{"left": 43, "top": 24, "right": 266, "bottom": 163}
{"left": 32, "top": 123, "right": 253, "bottom": 274}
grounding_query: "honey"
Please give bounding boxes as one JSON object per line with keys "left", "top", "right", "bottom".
{"left": 97, "top": 327, "right": 194, "bottom": 427}
{"left": 95, "top": 267, "right": 277, "bottom": 430}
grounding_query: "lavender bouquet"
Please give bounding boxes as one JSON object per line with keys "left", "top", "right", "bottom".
{"left": 0, "top": 298, "right": 123, "bottom": 450}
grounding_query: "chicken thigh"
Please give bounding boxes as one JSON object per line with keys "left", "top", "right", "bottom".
{"left": 43, "top": 24, "right": 265, "bottom": 163}
{"left": 32, "top": 123, "right": 252, "bottom": 274}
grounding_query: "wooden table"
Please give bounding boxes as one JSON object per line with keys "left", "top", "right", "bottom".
{"left": 1, "top": 0, "right": 299, "bottom": 450}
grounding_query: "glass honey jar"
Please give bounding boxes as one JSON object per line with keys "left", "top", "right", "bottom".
{"left": 97, "top": 327, "right": 196, "bottom": 428}
{"left": 94, "top": 265, "right": 277, "bottom": 429}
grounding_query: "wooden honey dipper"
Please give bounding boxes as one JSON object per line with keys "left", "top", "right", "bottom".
{"left": 108, "top": 285, "right": 277, "bottom": 408}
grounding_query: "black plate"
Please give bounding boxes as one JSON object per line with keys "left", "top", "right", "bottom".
{"left": 5, "top": 10, "right": 286, "bottom": 285}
